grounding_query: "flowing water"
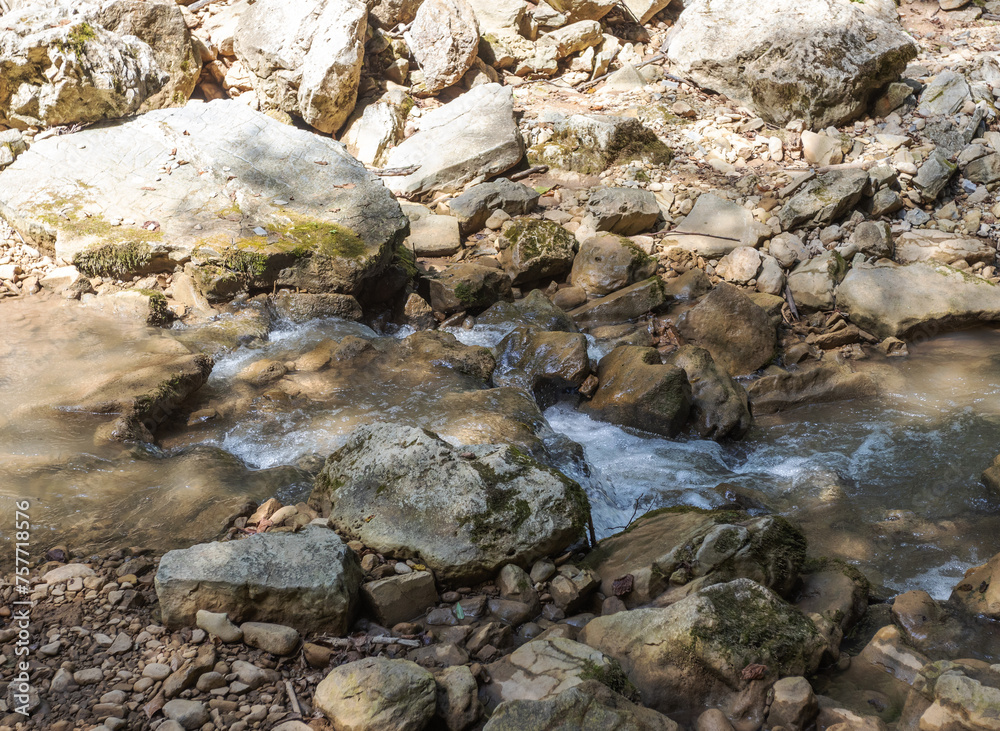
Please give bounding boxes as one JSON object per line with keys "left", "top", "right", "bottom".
{"left": 3, "top": 297, "right": 1000, "bottom": 606}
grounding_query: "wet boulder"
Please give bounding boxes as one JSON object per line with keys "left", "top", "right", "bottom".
{"left": 580, "top": 346, "right": 692, "bottom": 438}
{"left": 234, "top": 0, "right": 366, "bottom": 134}
{"left": 154, "top": 524, "right": 363, "bottom": 633}
{"left": 787, "top": 250, "right": 848, "bottom": 312}
{"left": 666, "top": 0, "right": 917, "bottom": 129}
{"left": 499, "top": 219, "right": 578, "bottom": 286}
{"left": 836, "top": 262, "right": 1000, "bottom": 339}
{"left": 950, "top": 550, "right": 1000, "bottom": 619}
{"left": 747, "top": 361, "right": 877, "bottom": 414}
{"left": 485, "top": 680, "right": 677, "bottom": 730}
{"left": 478, "top": 289, "right": 578, "bottom": 333}
{"left": 583, "top": 507, "right": 807, "bottom": 608}
{"left": 663, "top": 346, "right": 751, "bottom": 440}
{"left": 0, "top": 101, "right": 408, "bottom": 294}
{"left": 384, "top": 83, "right": 524, "bottom": 197}
{"left": 903, "top": 660, "right": 1000, "bottom": 731}
{"left": 676, "top": 283, "right": 777, "bottom": 376}
{"left": 427, "top": 262, "right": 513, "bottom": 314}
{"left": 269, "top": 292, "right": 363, "bottom": 323}
{"left": 570, "top": 234, "right": 657, "bottom": 297}
{"left": 308, "top": 422, "right": 590, "bottom": 584}
{"left": 446, "top": 179, "right": 540, "bottom": 236}
{"left": 569, "top": 276, "right": 668, "bottom": 328}
{"left": 494, "top": 328, "right": 590, "bottom": 406}
{"left": 578, "top": 579, "right": 827, "bottom": 717}
{"left": 315, "top": 657, "right": 436, "bottom": 731}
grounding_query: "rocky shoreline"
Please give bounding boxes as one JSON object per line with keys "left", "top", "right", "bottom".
{"left": 3, "top": 0, "right": 1000, "bottom": 729}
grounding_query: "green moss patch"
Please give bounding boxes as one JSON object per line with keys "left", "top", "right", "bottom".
{"left": 75, "top": 241, "right": 152, "bottom": 278}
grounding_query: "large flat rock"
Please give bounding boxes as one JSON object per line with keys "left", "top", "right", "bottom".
{"left": 384, "top": 84, "right": 524, "bottom": 198}
{"left": 0, "top": 100, "right": 408, "bottom": 294}
{"left": 155, "top": 523, "right": 363, "bottom": 633}
{"left": 836, "top": 262, "right": 1000, "bottom": 339}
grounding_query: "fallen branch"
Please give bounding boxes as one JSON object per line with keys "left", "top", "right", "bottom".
{"left": 577, "top": 53, "right": 667, "bottom": 91}
{"left": 369, "top": 165, "right": 420, "bottom": 177}
{"left": 509, "top": 165, "right": 549, "bottom": 181}
{"left": 780, "top": 156, "right": 890, "bottom": 176}
{"left": 285, "top": 681, "right": 302, "bottom": 717}
{"left": 785, "top": 285, "right": 800, "bottom": 322}
{"left": 186, "top": 0, "right": 224, "bottom": 12}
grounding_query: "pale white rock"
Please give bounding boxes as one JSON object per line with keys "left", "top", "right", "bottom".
{"left": 0, "top": 101, "right": 407, "bottom": 293}
{"left": 717, "top": 247, "right": 762, "bottom": 284}
{"left": 384, "top": 83, "right": 524, "bottom": 198}
{"left": 916, "top": 71, "right": 970, "bottom": 117}
{"left": 466, "top": 0, "right": 528, "bottom": 36}
{"left": 43, "top": 564, "right": 95, "bottom": 585}
{"left": 0, "top": 4, "right": 165, "bottom": 128}
{"left": 756, "top": 254, "right": 787, "bottom": 296}
{"left": 666, "top": 0, "right": 918, "bottom": 129}
{"left": 621, "top": 0, "right": 673, "bottom": 24}
{"left": 836, "top": 262, "right": 1000, "bottom": 338}
{"left": 894, "top": 229, "right": 995, "bottom": 266}
{"left": 537, "top": 20, "right": 602, "bottom": 60}
{"left": 39, "top": 265, "right": 81, "bottom": 293}
{"left": 155, "top": 524, "right": 363, "bottom": 633}
{"left": 662, "top": 193, "right": 758, "bottom": 258}
{"left": 340, "top": 93, "right": 408, "bottom": 167}
{"left": 234, "top": 0, "right": 366, "bottom": 133}
{"left": 408, "top": 0, "right": 480, "bottom": 94}
{"left": 801, "top": 130, "right": 843, "bottom": 166}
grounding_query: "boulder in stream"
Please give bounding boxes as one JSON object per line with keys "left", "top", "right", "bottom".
{"left": 662, "top": 345, "right": 751, "bottom": 440}
{"left": 580, "top": 346, "right": 692, "bottom": 438}
{"left": 578, "top": 578, "right": 827, "bottom": 718}
{"left": 676, "top": 283, "right": 777, "bottom": 377}
{"left": 309, "top": 422, "right": 591, "bottom": 584}
{"left": 582, "top": 507, "right": 807, "bottom": 608}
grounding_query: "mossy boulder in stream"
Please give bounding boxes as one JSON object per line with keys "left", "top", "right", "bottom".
{"left": 308, "top": 422, "right": 591, "bottom": 584}
{"left": 583, "top": 507, "right": 807, "bottom": 608}
{"left": 578, "top": 578, "right": 827, "bottom": 719}
{"left": 580, "top": 345, "right": 692, "bottom": 438}
{"left": 0, "top": 101, "right": 407, "bottom": 298}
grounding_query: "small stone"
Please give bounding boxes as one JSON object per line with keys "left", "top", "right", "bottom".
{"left": 240, "top": 622, "right": 300, "bottom": 656}
{"left": 196, "top": 610, "right": 243, "bottom": 643}
{"left": 143, "top": 663, "right": 171, "bottom": 681}
{"left": 162, "top": 699, "right": 210, "bottom": 730}
{"left": 73, "top": 668, "right": 104, "bottom": 686}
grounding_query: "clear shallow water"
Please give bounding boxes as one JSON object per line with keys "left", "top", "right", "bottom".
{"left": 548, "top": 329, "right": 1000, "bottom": 599}
{"left": 4, "top": 297, "right": 1000, "bottom": 601}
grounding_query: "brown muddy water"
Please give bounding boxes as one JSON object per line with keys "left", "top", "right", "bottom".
{"left": 3, "top": 298, "right": 1000, "bottom": 617}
